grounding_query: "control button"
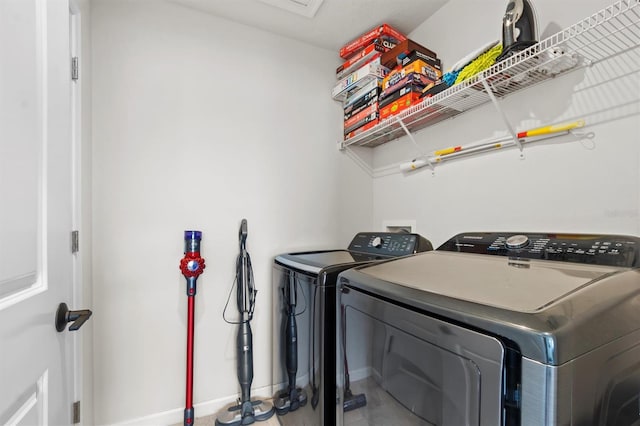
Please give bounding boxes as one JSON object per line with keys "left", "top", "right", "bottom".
{"left": 506, "top": 235, "right": 530, "bottom": 249}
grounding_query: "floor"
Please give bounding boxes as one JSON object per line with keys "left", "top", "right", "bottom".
{"left": 186, "top": 377, "right": 432, "bottom": 426}
{"left": 175, "top": 398, "right": 281, "bottom": 426}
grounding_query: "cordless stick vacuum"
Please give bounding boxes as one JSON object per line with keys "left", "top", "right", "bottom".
{"left": 179, "top": 231, "right": 206, "bottom": 426}
{"left": 216, "top": 219, "right": 275, "bottom": 426}
{"left": 341, "top": 304, "right": 366, "bottom": 412}
{"left": 274, "top": 272, "right": 308, "bottom": 415}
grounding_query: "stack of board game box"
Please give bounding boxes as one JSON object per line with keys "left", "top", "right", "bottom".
{"left": 332, "top": 24, "right": 407, "bottom": 141}
{"left": 378, "top": 39, "right": 442, "bottom": 120}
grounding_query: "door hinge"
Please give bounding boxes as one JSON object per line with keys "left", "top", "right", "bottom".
{"left": 71, "top": 56, "right": 79, "bottom": 81}
{"left": 73, "top": 400, "right": 80, "bottom": 424}
{"left": 71, "top": 230, "right": 79, "bottom": 253}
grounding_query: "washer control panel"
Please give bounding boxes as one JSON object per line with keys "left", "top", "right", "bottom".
{"left": 348, "top": 232, "right": 433, "bottom": 257}
{"left": 438, "top": 232, "right": 640, "bottom": 267}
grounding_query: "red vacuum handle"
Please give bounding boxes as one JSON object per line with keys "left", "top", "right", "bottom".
{"left": 180, "top": 231, "right": 205, "bottom": 426}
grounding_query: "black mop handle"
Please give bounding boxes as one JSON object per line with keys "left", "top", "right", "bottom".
{"left": 237, "top": 320, "right": 254, "bottom": 403}
{"left": 285, "top": 274, "right": 298, "bottom": 390}
{"left": 286, "top": 310, "right": 298, "bottom": 389}
{"left": 236, "top": 219, "right": 255, "bottom": 418}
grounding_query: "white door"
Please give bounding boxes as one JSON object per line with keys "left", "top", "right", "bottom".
{"left": 0, "top": 0, "right": 79, "bottom": 424}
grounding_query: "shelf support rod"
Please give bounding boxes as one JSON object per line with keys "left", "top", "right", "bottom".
{"left": 396, "top": 116, "right": 434, "bottom": 171}
{"left": 481, "top": 79, "right": 523, "bottom": 154}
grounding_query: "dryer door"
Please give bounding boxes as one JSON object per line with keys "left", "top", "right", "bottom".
{"left": 340, "top": 287, "right": 505, "bottom": 426}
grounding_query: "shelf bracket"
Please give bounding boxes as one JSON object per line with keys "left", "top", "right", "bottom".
{"left": 396, "top": 116, "right": 435, "bottom": 172}
{"left": 481, "top": 79, "right": 524, "bottom": 157}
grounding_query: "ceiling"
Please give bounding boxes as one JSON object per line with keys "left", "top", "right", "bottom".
{"left": 170, "top": 0, "right": 449, "bottom": 53}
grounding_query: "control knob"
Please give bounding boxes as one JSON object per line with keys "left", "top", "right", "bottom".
{"left": 506, "top": 234, "right": 530, "bottom": 249}
{"left": 372, "top": 236, "right": 384, "bottom": 248}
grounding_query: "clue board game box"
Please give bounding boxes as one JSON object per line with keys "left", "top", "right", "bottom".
{"left": 339, "top": 23, "right": 406, "bottom": 59}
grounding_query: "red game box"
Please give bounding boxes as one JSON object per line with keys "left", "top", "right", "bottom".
{"left": 344, "top": 110, "right": 378, "bottom": 135}
{"left": 379, "top": 85, "right": 423, "bottom": 108}
{"left": 339, "top": 23, "right": 406, "bottom": 59}
{"left": 344, "top": 103, "right": 378, "bottom": 129}
{"left": 379, "top": 91, "right": 421, "bottom": 120}
{"left": 337, "top": 42, "right": 387, "bottom": 79}
{"left": 344, "top": 119, "right": 379, "bottom": 141}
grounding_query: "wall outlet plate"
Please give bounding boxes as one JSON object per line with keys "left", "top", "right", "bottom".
{"left": 382, "top": 220, "right": 416, "bottom": 234}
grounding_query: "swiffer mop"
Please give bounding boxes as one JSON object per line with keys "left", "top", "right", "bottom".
{"left": 274, "top": 272, "right": 308, "bottom": 415}
{"left": 216, "top": 219, "right": 275, "bottom": 426}
{"left": 179, "top": 231, "right": 206, "bottom": 426}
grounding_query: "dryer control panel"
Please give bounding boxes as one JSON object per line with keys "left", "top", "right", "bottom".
{"left": 438, "top": 232, "right": 640, "bottom": 267}
{"left": 348, "top": 232, "right": 433, "bottom": 257}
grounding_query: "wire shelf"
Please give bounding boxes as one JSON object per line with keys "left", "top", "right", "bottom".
{"left": 340, "top": 0, "right": 640, "bottom": 149}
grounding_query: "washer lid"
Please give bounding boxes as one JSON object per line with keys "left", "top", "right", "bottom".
{"left": 357, "top": 251, "right": 621, "bottom": 312}
{"left": 275, "top": 250, "right": 383, "bottom": 274}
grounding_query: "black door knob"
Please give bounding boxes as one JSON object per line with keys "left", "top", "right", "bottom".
{"left": 55, "top": 302, "right": 92, "bottom": 332}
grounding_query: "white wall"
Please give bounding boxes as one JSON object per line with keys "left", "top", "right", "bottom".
{"left": 90, "top": 1, "right": 371, "bottom": 424}
{"left": 372, "top": 0, "right": 640, "bottom": 247}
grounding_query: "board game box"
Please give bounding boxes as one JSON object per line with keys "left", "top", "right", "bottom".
{"left": 344, "top": 103, "right": 378, "bottom": 129}
{"left": 381, "top": 39, "right": 438, "bottom": 69}
{"left": 399, "top": 49, "right": 442, "bottom": 69}
{"left": 379, "top": 85, "right": 423, "bottom": 108}
{"left": 337, "top": 42, "right": 388, "bottom": 79}
{"left": 339, "top": 23, "right": 406, "bottom": 59}
{"left": 344, "top": 119, "right": 379, "bottom": 141}
{"left": 344, "top": 92, "right": 379, "bottom": 121}
{"left": 343, "top": 79, "right": 380, "bottom": 108}
{"left": 379, "top": 91, "right": 421, "bottom": 120}
{"left": 378, "top": 72, "right": 434, "bottom": 102}
{"left": 382, "top": 59, "right": 442, "bottom": 91}
{"left": 344, "top": 111, "right": 378, "bottom": 135}
{"left": 332, "top": 60, "right": 388, "bottom": 101}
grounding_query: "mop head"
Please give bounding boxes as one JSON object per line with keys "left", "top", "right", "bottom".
{"left": 454, "top": 43, "right": 503, "bottom": 85}
{"left": 343, "top": 390, "right": 367, "bottom": 412}
{"left": 215, "top": 399, "right": 275, "bottom": 426}
{"left": 274, "top": 387, "right": 308, "bottom": 415}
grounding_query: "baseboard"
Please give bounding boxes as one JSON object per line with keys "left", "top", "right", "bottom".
{"left": 113, "top": 384, "right": 274, "bottom": 426}
{"left": 348, "top": 366, "right": 372, "bottom": 383}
